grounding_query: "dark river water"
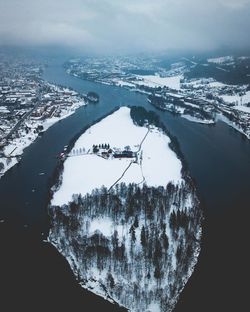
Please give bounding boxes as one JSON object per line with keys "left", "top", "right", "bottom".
{"left": 0, "top": 59, "right": 249, "bottom": 311}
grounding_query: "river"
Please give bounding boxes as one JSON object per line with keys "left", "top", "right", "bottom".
{"left": 0, "top": 59, "right": 249, "bottom": 311}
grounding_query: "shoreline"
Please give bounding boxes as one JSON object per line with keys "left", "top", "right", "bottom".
{"left": 0, "top": 95, "right": 86, "bottom": 180}
{"left": 46, "top": 106, "right": 121, "bottom": 207}
{"left": 67, "top": 71, "right": 250, "bottom": 140}
{"left": 47, "top": 106, "right": 203, "bottom": 312}
{"left": 48, "top": 222, "right": 202, "bottom": 312}
{"left": 215, "top": 113, "right": 250, "bottom": 140}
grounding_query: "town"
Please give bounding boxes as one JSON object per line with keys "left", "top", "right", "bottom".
{"left": 0, "top": 56, "right": 86, "bottom": 177}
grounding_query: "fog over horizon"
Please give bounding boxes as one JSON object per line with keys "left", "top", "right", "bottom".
{"left": 0, "top": 0, "right": 250, "bottom": 55}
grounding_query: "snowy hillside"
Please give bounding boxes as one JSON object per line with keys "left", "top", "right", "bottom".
{"left": 48, "top": 107, "right": 202, "bottom": 312}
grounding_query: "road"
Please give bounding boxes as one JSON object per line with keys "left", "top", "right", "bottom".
{"left": 5, "top": 94, "right": 43, "bottom": 140}
{"left": 108, "top": 127, "right": 150, "bottom": 192}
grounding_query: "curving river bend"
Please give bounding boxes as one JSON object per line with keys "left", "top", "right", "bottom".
{"left": 0, "top": 59, "right": 249, "bottom": 311}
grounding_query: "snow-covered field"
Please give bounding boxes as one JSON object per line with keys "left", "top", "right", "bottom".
{"left": 220, "top": 91, "right": 250, "bottom": 105}
{"left": 134, "top": 75, "right": 183, "bottom": 90}
{"left": 207, "top": 56, "right": 234, "bottom": 64}
{"left": 52, "top": 107, "right": 182, "bottom": 206}
{"left": 112, "top": 79, "right": 136, "bottom": 88}
{"left": 233, "top": 105, "right": 250, "bottom": 114}
{"left": 183, "top": 78, "right": 229, "bottom": 89}
{"left": 208, "top": 81, "right": 228, "bottom": 88}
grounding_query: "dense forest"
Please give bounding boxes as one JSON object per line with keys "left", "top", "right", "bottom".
{"left": 49, "top": 181, "right": 202, "bottom": 312}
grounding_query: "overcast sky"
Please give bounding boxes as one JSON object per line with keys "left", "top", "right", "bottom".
{"left": 0, "top": 0, "right": 250, "bottom": 54}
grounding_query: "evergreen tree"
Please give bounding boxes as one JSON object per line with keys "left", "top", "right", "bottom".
{"left": 161, "top": 229, "right": 169, "bottom": 250}
{"left": 170, "top": 210, "right": 177, "bottom": 229}
{"left": 154, "top": 266, "right": 162, "bottom": 279}
{"left": 140, "top": 226, "right": 146, "bottom": 247}
{"left": 111, "top": 230, "right": 119, "bottom": 250}
{"left": 107, "top": 273, "right": 115, "bottom": 289}
{"left": 129, "top": 225, "right": 136, "bottom": 242}
{"left": 134, "top": 215, "right": 139, "bottom": 228}
{"left": 153, "top": 239, "right": 162, "bottom": 264}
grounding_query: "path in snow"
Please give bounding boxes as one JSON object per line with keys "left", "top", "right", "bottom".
{"left": 108, "top": 127, "right": 150, "bottom": 192}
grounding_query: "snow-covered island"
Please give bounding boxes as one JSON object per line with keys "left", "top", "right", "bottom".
{"left": 48, "top": 107, "right": 203, "bottom": 312}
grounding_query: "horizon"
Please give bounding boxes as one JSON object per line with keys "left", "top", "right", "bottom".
{"left": 0, "top": 0, "right": 250, "bottom": 56}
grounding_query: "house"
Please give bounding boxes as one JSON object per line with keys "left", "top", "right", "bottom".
{"left": 114, "top": 150, "right": 134, "bottom": 158}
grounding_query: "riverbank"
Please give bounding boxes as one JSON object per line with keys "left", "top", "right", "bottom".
{"left": 66, "top": 60, "right": 250, "bottom": 140}
{"left": 0, "top": 60, "right": 249, "bottom": 312}
{"left": 0, "top": 91, "right": 86, "bottom": 180}
{"left": 48, "top": 106, "right": 203, "bottom": 312}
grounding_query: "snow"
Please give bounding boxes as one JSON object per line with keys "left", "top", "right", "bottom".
{"left": 0, "top": 106, "right": 10, "bottom": 113}
{"left": 89, "top": 218, "right": 113, "bottom": 237}
{"left": 0, "top": 157, "right": 18, "bottom": 177}
{"left": 48, "top": 107, "right": 202, "bottom": 311}
{"left": 216, "top": 113, "right": 250, "bottom": 139}
{"left": 112, "top": 79, "right": 135, "bottom": 88}
{"left": 216, "top": 66, "right": 229, "bottom": 72}
{"left": 42, "top": 101, "right": 85, "bottom": 131}
{"left": 4, "top": 129, "right": 37, "bottom": 157}
{"left": 221, "top": 95, "right": 240, "bottom": 104}
{"left": 238, "top": 56, "right": 250, "bottom": 61}
{"left": 52, "top": 107, "right": 182, "bottom": 206}
{"left": 183, "top": 78, "right": 229, "bottom": 89}
{"left": 182, "top": 115, "right": 215, "bottom": 124}
{"left": 166, "top": 92, "right": 183, "bottom": 98}
{"left": 135, "top": 75, "right": 183, "bottom": 90}
{"left": 220, "top": 91, "right": 250, "bottom": 105}
{"left": 52, "top": 155, "right": 134, "bottom": 206}
{"left": 1, "top": 124, "right": 42, "bottom": 177}
{"left": 207, "top": 56, "right": 234, "bottom": 64}
{"left": 88, "top": 217, "right": 124, "bottom": 238}
{"left": 0, "top": 100, "right": 86, "bottom": 180}
{"left": 233, "top": 105, "right": 250, "bottom": 114}
{"left": 147, "top": 302, "right": 161, "bottom": 312}
{"left": 49, "top": 170, "right": 202, "bottom": 312}
{"left": 184, "top": 102, "right": 200, "bottom": 109}
{"left": 208, "top": 81, "right": 228, "bottom": 88}
{"left": 138, "top": 127, "right": 182, "bottom": 185}
{"left": 175, "top": 107, "right": 185, "bottom": 114}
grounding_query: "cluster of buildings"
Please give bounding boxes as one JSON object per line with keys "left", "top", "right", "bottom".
{"left": 0, "top": 58, "right": 83, "bottom": 146}
{"left": 65, "top": 56, "right": 250, "bottom": 138}
{"left": 0, "top": 56, "right": 85, "bottom": 177}
{"left": 92, "top": 143, "right": 135, "bottom": 159}
{"left": 30, "top": 87, "right": 79, "bottom": 119}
